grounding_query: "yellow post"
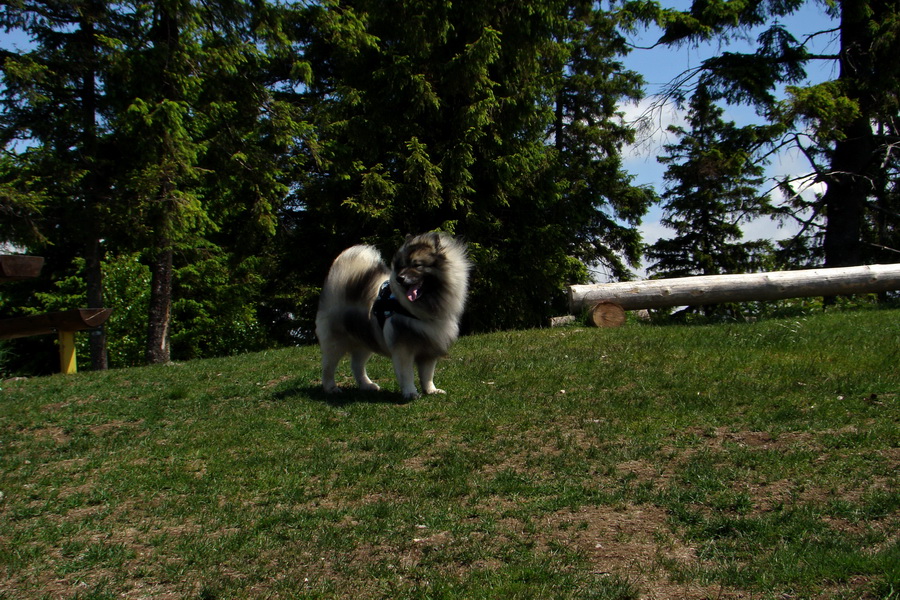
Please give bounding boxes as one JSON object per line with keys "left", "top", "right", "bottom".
{"left": 58, "top": 330, "right": 77, "bottom": 374}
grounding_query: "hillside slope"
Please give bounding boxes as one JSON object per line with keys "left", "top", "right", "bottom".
{"left": 2, "top": 309, "right": 898, "bottom": 599}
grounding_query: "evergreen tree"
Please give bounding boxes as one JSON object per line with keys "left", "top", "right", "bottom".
{"left": 107, "top": 0, "right": 304, "bottom": 363}
{"left": 0, "top": 0, "right": 135, "bottom": 369}
{"left": 177, "top": 2, "right": 314, "bottom": 354}
{"left": 646, "top": 84, "right": 773, "bottom": 283}
{"left": 645, "top": 0, "right": 900, "bottom": 270}
{"left": 2, "top": 1, "right": 308, "bottom": 368}
{"left": 290, "top": 0, "right": 652, "bottom": 330}
{"left": 0, "top": 153, "right": 44, "bottom": 247}
{"left": 553, "top": 0, "right": 655, "bottom": 283}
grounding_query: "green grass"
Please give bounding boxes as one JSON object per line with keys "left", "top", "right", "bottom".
{"left": 1, "top": 307, "right": 898, "bottom": 599}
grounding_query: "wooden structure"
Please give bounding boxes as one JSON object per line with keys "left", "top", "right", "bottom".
{"left": 586, "top": 301, "right": 627, "bottom": 328}
{"left": 0, "top": 255, "right": 44, "bottom": 281}
{"left": 569, "top": 263, "right": 900, "bottom": 324}
{"left": 0, "top": 255, "right": 111, "bottom": 374}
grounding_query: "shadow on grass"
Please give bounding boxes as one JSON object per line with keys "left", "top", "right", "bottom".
{"left": 274, "top": 382, "right": 414, "bottom": 407}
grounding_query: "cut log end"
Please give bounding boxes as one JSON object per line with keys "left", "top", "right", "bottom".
{"left": 588, "top": 302, "right": 626, "bottom": 328}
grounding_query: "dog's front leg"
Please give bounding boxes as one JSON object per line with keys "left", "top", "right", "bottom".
{"left": 391, "top": 349, "right": 419, "bottom": 399}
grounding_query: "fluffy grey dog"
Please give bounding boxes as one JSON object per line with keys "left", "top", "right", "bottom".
{"left": 315, "top": 232, "right": 470, "bottom": 399}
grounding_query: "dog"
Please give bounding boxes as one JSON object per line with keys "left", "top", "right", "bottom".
{"left": 315, "top": 232, "right": 470, "bottom": 399}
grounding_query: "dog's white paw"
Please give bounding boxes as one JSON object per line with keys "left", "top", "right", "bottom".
{"left": 360, "top": 382, "right": 381, "bottom": 392}
{"left": 425, "top": 388, "right": 446, "bottom": 395}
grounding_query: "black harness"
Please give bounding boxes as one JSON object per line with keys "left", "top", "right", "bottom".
{"left": 373, "top": 281, "right": 415, "bottom": 329}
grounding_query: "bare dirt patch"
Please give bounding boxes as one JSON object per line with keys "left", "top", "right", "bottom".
{"left": 88, "top": 419, "right": 145, "bottom": 437}
{"left": 31, "top": 425, "right": 71, "bottom": 445}
{"left": 544, "top": 503, "right": 741, "bottom": 599}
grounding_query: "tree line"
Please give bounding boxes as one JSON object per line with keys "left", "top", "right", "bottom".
{"left": 1, "top": 0, "right": 897, "bottom": 373}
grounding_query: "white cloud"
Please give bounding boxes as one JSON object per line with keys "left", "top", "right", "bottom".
{"left": 768, "top": 145, "right": 826, "bottom": 203}
{"left": 636, "top": 205, "right": 668, "bottom": 245}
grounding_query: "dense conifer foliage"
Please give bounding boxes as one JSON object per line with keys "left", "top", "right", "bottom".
{"left": 1, "top": 0, "right": 897, "bottom": 371}
{"left": 646, "top": 84, "right": 773, "bottom": 279}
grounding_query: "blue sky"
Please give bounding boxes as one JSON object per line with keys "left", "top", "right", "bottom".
{"left": 616, "top": 2, "right": 840, "bottom": 277}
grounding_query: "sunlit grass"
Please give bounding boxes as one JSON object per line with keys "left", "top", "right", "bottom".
{"left": 1, "top": 307, "right": 898, "bottom": 599}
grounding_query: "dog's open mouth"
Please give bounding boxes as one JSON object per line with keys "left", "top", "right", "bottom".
{"left": 406, "top": 284, "right": 422, "bottom": 302}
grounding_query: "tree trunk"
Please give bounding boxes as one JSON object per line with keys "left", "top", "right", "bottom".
{"left": 823, "top": 0, "right": 874, "bottom": 269}
{"left": 144, "top": 4, "right": 181, "bottom": 366}
{"left": 822, "top": 119, "right": 871, "bottom": 269}
{"left": 79, "top": 3, "right": 108, "bottom": 370}
{"left": 85, "top": 236, "right": 108, "bottom": 370}
{"left": 146, "top": 246, "right": 173, "bottom": 364}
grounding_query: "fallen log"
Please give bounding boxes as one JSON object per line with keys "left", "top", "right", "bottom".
{"left": 569, "top": 264, "right": 900, "bottom": 313}
{"left": 549, "top": 315, "right": 577, "bottom": 327}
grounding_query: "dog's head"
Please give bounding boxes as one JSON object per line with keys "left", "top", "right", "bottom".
{"left": 391, "top": 232, "right": 445, "bottom": 304}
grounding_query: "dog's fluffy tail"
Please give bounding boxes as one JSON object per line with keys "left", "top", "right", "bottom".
{"left": 318, "top": 245, "right": 389, "bottom": 311}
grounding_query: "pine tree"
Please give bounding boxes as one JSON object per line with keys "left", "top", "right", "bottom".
{"left": 646, "top": 84, "right": 773, "bottom": 282}
{"left": 552, "top": 0, "right": 655, "bottom": 282}
{"left": 291, "top": 0, "right": 652, "bottom": 330}
{"left": 96, "top": 1, "right": 304, "bottom": 363}
{"left": 0, "top": 0, "right": 133, "bottom": 369}
{"left": 2, "top": 1, "right": 308, "bottom": 367}
{"left": 650, "top": 0, "right": 900, "bottom": 270}
{"left": 102, "top": 1, "right": 211, "bottom": 364}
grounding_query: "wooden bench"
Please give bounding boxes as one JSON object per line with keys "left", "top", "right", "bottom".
{"left": 0, "top": 256, "right": 112, "bottom": 374}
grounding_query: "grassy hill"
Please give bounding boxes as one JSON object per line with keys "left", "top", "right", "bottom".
{"left": 1, "top": 308, "right": 898, "bottom": 599}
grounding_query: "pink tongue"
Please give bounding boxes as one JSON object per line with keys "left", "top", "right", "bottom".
{"left": 406, "top": 285, "right": 421, "bottom": 302}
